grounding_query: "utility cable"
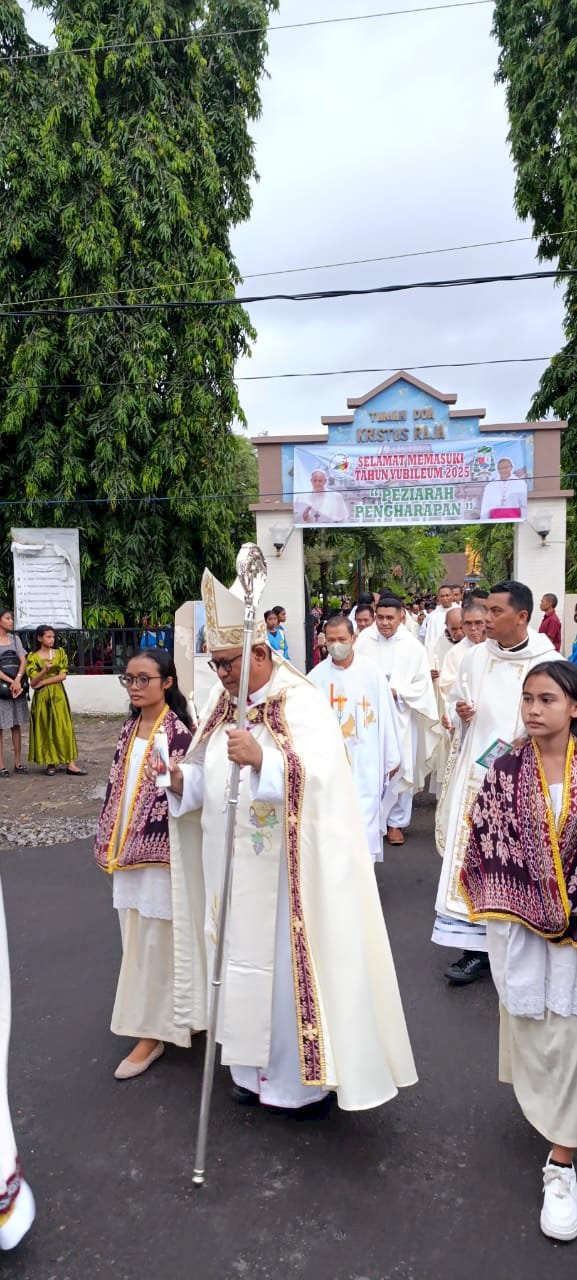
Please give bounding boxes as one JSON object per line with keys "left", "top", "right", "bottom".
{"left": 0, "top": 2, "right": 493, "bottom": 64}
{"left": 0, "top": 354, "right": 560, "bottom": 393}
{"left": 0, "top": 475, "right": 573, "bottom": 510}
{"left": 1, "top": 268, "right": 576, "bottom": 321}
{"left": 2, "top": 229, "right": 576, "bottom": 312}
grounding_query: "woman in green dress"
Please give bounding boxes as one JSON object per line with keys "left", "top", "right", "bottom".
{"left": 26, "top": 627, "right": 86, "bottom": 776}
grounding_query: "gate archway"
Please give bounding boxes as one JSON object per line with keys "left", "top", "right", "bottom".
{"left": 250, "top": 371, "right": 571, "bottom": 672}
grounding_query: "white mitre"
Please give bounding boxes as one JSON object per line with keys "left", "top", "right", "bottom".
{"left": 201, "top": 567, "right": 267, "bottom": 650}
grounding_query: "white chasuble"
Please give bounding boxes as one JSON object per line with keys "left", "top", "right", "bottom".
{"left": 308, "top": 654, "right": 402, "bottom": 861}
{"left": 429, "top": 632, "right": 453, "bottom": 797}
{"left": 434, "top": 629, "right": 554, "bottom": 924}
{"left": 438, "top": 636, "right": 474, "bottom": 712}
{"left": 434, "top": 637, "right": 475, "bottom": 853}
{"left": 355, "top": 624, "right": 439, "bottom": 801}
{"left": 424, "top": 607, "right": 451, "bottom": 665}
{"left": 168, "top": 655, "right": 417, "bottom": 1111}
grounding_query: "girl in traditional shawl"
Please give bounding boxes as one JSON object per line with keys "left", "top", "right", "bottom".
{"left": 461, "top": 660, "right": 577, "bottom": 1242}
{"left": 94, "top": 649, "right": 193, "bottom": 1080}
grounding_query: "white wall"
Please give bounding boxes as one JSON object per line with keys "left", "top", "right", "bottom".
{"left": 66, "top": 674, "right": 129, "bottom": 716}
{"left": 255, "top": 513, "right": 306, "bottom": 672}
{"left": 514, "top": 497, "right": 567, "bottom": 634}
{"left": 66, "top": 660, "right": 219, "bottom": 718}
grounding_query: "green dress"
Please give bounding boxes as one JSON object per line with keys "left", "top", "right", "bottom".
{"left": 26, "top": 648, "right": 78, "bottom": 766}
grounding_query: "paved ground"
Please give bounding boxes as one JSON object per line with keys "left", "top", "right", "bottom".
{"left": 0, "top": 718, "right": 122, "bottom": 848}
{"left": 1, "top": 794, "right": 576, "bottom": 1280}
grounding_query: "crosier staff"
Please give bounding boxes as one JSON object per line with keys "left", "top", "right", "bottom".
{"left": 192, "top": 543, "right": 267, "bottom": 1187}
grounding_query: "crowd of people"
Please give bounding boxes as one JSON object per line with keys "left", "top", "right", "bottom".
{"left": 2, "top": 570, "right": 577, "bottom": 1250}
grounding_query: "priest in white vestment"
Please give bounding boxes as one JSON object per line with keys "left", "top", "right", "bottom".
{"left": 432, "top": 580, "right": 554, "bottom": 985}
{"left": 435, "top": 601, "right": 487, "bottom": 852}
{"left": 423, "top": 585, "right": 454, "bottom": 666}
{"left": 402, "top": 606, "right": 420, "bottom": 639}
{"left": 430, "top": 607, "right": 463, "bottom": 798}
{"left": 355, "top": 596, "right": 439, "bottom": 846}
{"left": 438, "top": 603, "right": 486, "bottom": 711}
{"left": 308, "top": 614, "right": 402, "bottom": 862}
{"left": 166, "top": 566, "right": 417, "bottom": 1113}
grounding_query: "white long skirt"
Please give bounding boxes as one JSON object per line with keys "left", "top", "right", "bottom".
{"left": 112, "top": 909, "right": 191, "bottom": 1048}
{"left": 230, "top": 850, "right": 328, "bottom": 1108}
{"left": 0, "top": 881, "right": 20, "bottom": 1219}
{"left": 499, "top": 1005, "right": 577, "bottom": 1148}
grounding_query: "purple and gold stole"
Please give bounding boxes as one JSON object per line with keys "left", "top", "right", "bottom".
{"left": 461, "top": 737, "right": 577, "bottom": 943}
{"left": 94, "top": 708, "right": 192, "bottom": 872}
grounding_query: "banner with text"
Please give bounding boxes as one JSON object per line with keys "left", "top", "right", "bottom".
{"left": 292, "top": 436, "right": 530, "bottom": 527}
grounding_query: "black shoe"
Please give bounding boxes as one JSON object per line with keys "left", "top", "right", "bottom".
{"left": 444, "top": 952, "right": 490, "bottom": 985}
{"left": 231, "top": 1084, "right": 260, "bottom": 1106}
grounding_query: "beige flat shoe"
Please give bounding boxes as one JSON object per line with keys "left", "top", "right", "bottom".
{"left": 114, "top": 1041, "right": 165, "bottom": 1080}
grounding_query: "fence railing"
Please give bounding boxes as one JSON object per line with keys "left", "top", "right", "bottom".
{"left": 16, "top": 627, "right": 174, "bottom": 675}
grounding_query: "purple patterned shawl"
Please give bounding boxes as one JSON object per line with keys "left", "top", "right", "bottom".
{"left": 94, "top": 708, "right": 192, "bottom": 871}
{"left": 461, "top": 739, "right": 577, "bottom": 942}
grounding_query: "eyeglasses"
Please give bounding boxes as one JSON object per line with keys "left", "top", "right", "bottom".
{"left": 118, "top": 674, "right": 164, "bottom": 689}
{"left": 208, "top": 655, "right": 242, "bottom": 674}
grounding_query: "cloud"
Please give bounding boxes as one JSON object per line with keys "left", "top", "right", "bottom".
{"left": 19, "top": 0, "right": 565, "bottom": 433}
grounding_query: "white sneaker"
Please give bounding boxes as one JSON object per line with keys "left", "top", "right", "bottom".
{"left": 0, "top": 1180, "right": 35, "bottom": 1251}
{"left": 540, "top": 1154, "right": 577, "bottom": 1242}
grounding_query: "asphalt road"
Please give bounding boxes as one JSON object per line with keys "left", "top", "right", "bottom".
{"left": 1, "top": 794, "right": 575, "bottom": 1280}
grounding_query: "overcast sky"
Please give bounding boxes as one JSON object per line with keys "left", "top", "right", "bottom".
{"left": 21, "top": 0, "right": 566, "bottom": 435}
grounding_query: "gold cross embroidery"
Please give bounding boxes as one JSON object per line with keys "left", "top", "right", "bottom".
{"left": 329, "top": 683, "right": 348, "bottom": 717}
{"left": 357, "top": 695, "right": 375, "bottom": 728}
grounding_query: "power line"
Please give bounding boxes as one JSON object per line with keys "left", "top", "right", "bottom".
{"left": 2, "top": 229, "right": 576, "bottom": 312}
{"left": 0, "top": 474, "right": 572, "bottom": 510}
{"left": 0, "top": 354, "right": 558, "bottom": 394}
{"left": 0, "top": 269, "right": 575, "bottom": 320}
{"left": 0, "top": 2, "right": 493, "bottom": 64}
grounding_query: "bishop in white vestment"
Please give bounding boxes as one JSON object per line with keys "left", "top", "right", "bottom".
{"left": 167, "top": 567, "right": 417, "bottom": 1112}
{"left": 433, "top": 581, "right": 554, "bottom": 981}
{"left": 308, "top": 615, "right": 402, "bottom": 862}
{"left": 355, "top": 596, "right": 439, "bottom": 843}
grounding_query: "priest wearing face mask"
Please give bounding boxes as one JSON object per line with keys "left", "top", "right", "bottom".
{"left": 308, "top": 615, "right": 402, "bottom": 863}
{"left": 164, "top": 566, "right": 417, "bottom": 1115}
{"left": 355, "top": 594, "right": 440, "bottom": 846}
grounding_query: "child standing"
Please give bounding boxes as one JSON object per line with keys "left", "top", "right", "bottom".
{"left": 462, "top": 660, "right": 577, "bottom": 1241}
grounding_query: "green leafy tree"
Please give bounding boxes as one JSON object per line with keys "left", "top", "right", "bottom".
{"left": 492, "top": 1, "right": 577, "bottom": 580}
{"left": 0, "top": 0, "right": 277, "bottom": 621}
{"left": 467, "top": 522, "right": 514, "bottom": 585}
{"left": 304, "top": 526, "right": 446, "bottom": 608}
